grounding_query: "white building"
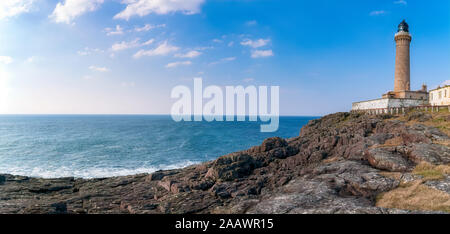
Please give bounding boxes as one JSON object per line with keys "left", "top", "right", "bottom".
{"left": 429, "top": 85, "right": 450, "bottom": 106}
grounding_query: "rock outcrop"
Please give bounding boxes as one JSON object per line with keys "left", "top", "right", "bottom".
{"left": 1, "top": 112, "right": 449, "bottom": 214}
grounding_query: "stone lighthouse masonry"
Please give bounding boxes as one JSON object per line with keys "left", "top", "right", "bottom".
{"left": 352, "top": 20, "right": 428, "bottom": 111}
{"left": 394, "top": 20, "right": 411, "bottom": 93}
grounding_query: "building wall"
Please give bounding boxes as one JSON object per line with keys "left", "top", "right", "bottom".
{"left": 352, "top": 99, "right": 389, "bottom": 110}
{"left": 397, "top": 91, "right": 428, "bottom": 100}
{"left": 388, "top": 98, "right": 428, "bottom": 108}
{"left": 429, "top": 86, "right": 450, "bottom": 106}
{"left": 352, "top": 98, "right": 427, "bottom": 110}
{"left": 383, "top": 90, "right": 428, "bottom": 99}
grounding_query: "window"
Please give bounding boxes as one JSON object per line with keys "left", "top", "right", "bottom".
{"left": 445, "top": 89, "right": 447, "bottom": 97}
{"left": 439, "top": 91, "right": 442, "bottom": 99}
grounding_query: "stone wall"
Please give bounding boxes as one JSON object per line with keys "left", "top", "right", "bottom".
{"left": 352, "top": 99, "right": 390, "bottom": 110}
{"left": 352, "top": 98, "right": 427, "bottom": 111}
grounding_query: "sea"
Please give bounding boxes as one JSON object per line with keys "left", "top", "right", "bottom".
{"left": 0, "top": 115, "right": 318, "bottom": 178}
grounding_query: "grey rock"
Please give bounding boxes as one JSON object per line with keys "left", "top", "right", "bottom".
{"left": 365, "top": 148, "right": 410, "bottom": 172}
{"left": 424, "top": 176, "right": 450, "bottom": 194}
{"left": 0, "top": 112, "right": 449, "bottom": 214}
{"left": 407, "top": 143, "right": 450, "bottom": 164}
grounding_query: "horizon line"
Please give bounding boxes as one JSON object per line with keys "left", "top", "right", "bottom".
{"left": 0, "top": 114, "right": 323, "bottom": 117}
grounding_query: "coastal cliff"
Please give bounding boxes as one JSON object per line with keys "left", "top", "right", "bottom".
{"left": 1, "top": 111, "right": 449, "bottom": 214}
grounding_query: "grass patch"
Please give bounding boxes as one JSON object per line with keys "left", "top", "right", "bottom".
{"left": 376, "top": 180, "right": 450, "bottom": 213}
{"left": 432, "top": 117, "right": 446, "bottom": 123}
{"left": 414, "top": 170, "right": 445, "bottom": 181}
{"left": 393, "top": 110, "right": 450, "bottom": 136}
{"left": 412, "top": 162, "right": 449, "bottom": 181}
{"left": 436, "top": 164, "right": 450, "bottom": 174}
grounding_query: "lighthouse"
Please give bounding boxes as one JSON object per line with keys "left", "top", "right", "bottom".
{"left": 394, "top": 20, "right": 412, "bottom": 93}
{"left": 352, "top": 20, "right": 429, "bottom": 111}
{"left": 381, "top": 20, "right": 427, "bottom": 100}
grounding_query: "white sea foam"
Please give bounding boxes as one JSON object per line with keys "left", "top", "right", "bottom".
{"left": 0, "top": 160, "right": 200, "bottom": 179}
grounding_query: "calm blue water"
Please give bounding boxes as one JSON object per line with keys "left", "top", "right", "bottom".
{"left": 0, "top": 115, "right": 317, "bottom": 178}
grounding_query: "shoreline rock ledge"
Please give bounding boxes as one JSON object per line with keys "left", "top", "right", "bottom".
{"left": 1, "top": 112, "right": 449, "bottom": 214}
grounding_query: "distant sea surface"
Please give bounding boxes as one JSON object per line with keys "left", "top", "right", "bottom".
{"left": 0, "top": 115, "right": 318, "bottom": 178}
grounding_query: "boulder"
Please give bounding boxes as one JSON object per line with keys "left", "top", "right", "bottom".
{"left": 260, "top": 137, "right": 288, "bottom": 152}
{"left": 407, "top": 143, "right": 450, "bottom": 164}
{"left": 205, "top": 152, "right": 260, "bottom": 181}
{"left": 365, "top": 148, "right": 410, "bottom": 172}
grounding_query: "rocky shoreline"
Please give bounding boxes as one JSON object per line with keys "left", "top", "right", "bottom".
{"left": 1, "top": 111, "right": 449, "bottom": 214}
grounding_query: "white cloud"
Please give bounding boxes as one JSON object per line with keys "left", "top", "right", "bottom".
{"left": 212, "top": 39, "right": 223, "bottom": 43}
{"left": 243, "top": 78, "right": 254, "bottom": 82}
{"left": 251, "top": 50, "right": 273, "bottom": 58}
{"left": 142, "top": 39, "right": 155, "bottom": 45}
{"left": 112, "top": 38, "right": 141, "bottom": 51}
{"left": 394, "top": 0, "right": 407, "bottom": 5}
{"left": 241, "top": 38, "right": 270, "bottom": 48}
{"left": 77, "top": 47, "right": 104, "bottom": 56}
{"left": 89, "top": 66, "right": 109, "bottom": 72}
{"left": 0, "top": 56, "right": 13, "bottom": 64}
{"left": 111, "top": 38, "right": 154, "bottom": 52}
{"left": 114, "top": 0, "right": 205, "bottom": 20}
{"left": 50, "top": 0, "right": 104, "bottom": 24}
{"left": 133, "top": 41, "right": 179, "bottom": 58}
{"left": 135, "top": 23, "right": 166, "bottom": 32}
{"left": 194, "top": 46, "right": 214, "bottom": 51}
{"left": 105, "top": 25, "right": 124, "bottom": 36}
{"left": 0, "top": 0, "right": 35, "bottom": 20}
{"left": 209, "top": 57, "right": 236, "bottom": 65}
{"left": 228, "top": 41, "right": 234, "bottom": 47}
{"left": 165, "top": 61, "right": 192, "bottom": 68}
{"left": 370, "top": 10, "right": 387, "bottom": 16}
{"left": 245, "top": 20, "right": 257, "bottom": 26}
{"left": 222, "top": 57, "right": 236, "bottom": 62}
{"left": 175, "top": 50, "right": 201, "bottom": 58}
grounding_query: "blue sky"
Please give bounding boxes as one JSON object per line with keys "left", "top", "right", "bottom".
{"left": 0, "top": 0, "right": 449, "bottom": 115}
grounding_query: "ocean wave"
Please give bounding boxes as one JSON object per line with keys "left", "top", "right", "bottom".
{"left": 0, "top": 160, "right": 200, "bottom": 179}
{"left": 0, "top": 116, "right": 315, "bottom": 179}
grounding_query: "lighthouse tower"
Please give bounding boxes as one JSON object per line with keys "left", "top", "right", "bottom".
{"left": 394, "top": 20, "right": 412, "bottom": 93}
{"left": 351, "top": 20, "right": 429, "bottom": 111}
{"left": 381, "top": 19, "right": 426, "bottom": 100}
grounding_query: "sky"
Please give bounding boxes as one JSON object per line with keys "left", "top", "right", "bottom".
{"left": 0, "top": 0, "right": 449, "bottom": 116}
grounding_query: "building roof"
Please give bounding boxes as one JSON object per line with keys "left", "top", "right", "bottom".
{"left": 429, "top": 84, "right": 450, "bottom": 92}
